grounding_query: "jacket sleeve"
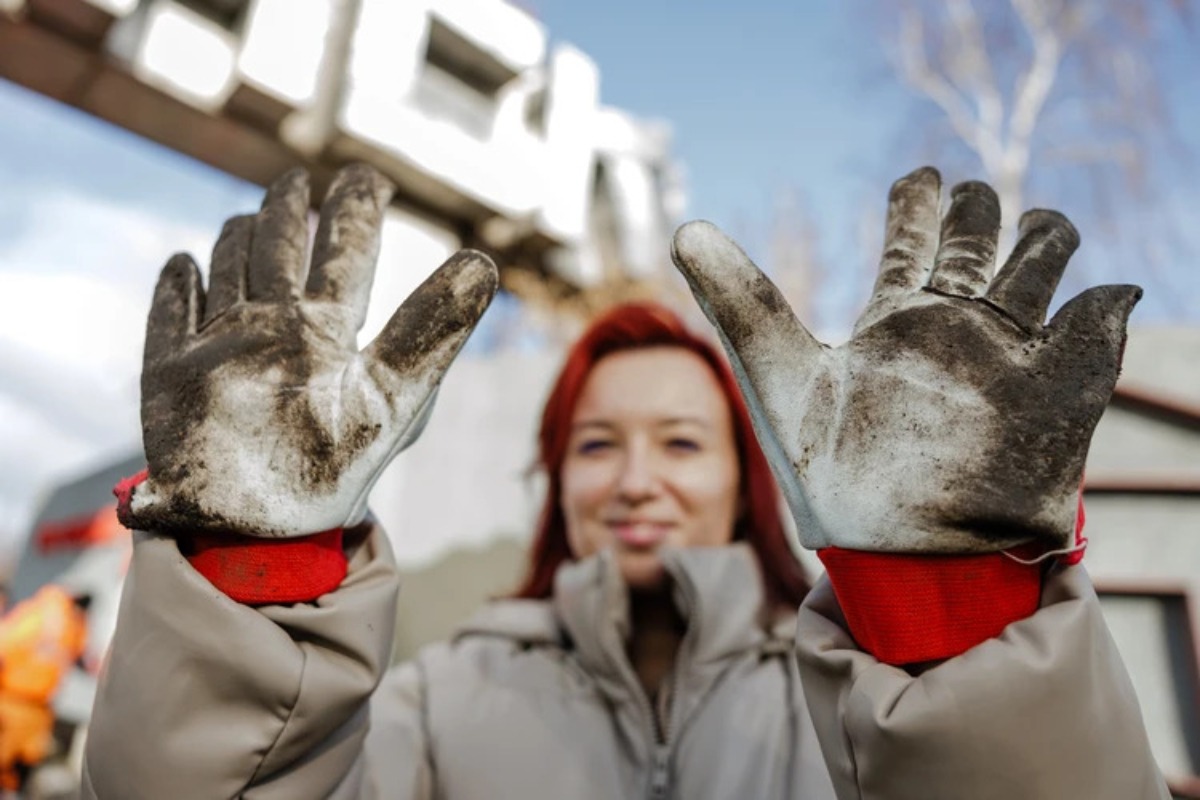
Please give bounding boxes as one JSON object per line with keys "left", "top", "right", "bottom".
{"left": 794, "top": 564, "right": 1170, "bottom": 800}
{"left": 79, "top": 522, "right": 429, "bottom": 800}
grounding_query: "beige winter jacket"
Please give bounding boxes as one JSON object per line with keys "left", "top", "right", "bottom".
{"left": 81, "top": 523, "right": 1167, "bottom": 799}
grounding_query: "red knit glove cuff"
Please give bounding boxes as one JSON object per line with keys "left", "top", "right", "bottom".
{"left": 184, "top": 529, "right": 347, "bottom": 605}
{"left": 115, "top": 469, "right": 348, "bottom": 605}
{"left": 816, "top": 547, "right": 1043, "bottom": 666}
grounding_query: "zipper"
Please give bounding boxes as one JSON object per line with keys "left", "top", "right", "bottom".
{"left": 648, "top": 743, "right": 671, "bottom": 800}
{"left": 616, "top": 556, "right": 706, "bottom": 799}
{"left": 627, "top": 668, "right": 670, "bottom": 799}
{"left": 641, "top": 571, "right": 701, "bottom": 799}
{"left": 620, "top": 612, "right": 680, "bottom": 798}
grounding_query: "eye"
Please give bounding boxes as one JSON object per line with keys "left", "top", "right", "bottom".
{"left": 666, "top": 437, "right": 701, "bottom": 452}
{"left": 576, "top": 437, "right": 614, "bottom": 455}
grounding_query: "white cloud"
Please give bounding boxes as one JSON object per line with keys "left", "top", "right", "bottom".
{"left": 0, "top": 187, "right": 220, "bottom": 286}
{"left": 0, "top": 272, "right": 145, "bottom": 392}
{"left": 0, "top": 192, "right": 224, "bottom": 571}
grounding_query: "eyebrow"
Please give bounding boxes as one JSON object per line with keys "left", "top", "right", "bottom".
{"left": 570, "top": 420, "right": 614, "bottom": 433}
{"left": 659, "top": 416, "right": 712, "bottom": 428}
{"left": 569, "top": 416, "right": 713, "bottom": 431}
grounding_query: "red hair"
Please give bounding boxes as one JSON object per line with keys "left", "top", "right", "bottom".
{"left": 512, "top": 301, "right": 811, "bottom": 611}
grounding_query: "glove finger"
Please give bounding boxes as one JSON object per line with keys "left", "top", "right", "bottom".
{"left": 203, "top": 215, "right": 253, "bottom": 325}
{"left": 306, "top": 163, "right": 396, "bottom": 333}
{"left": 927, "top": 180, "right": 1001, "bottom": 297}
{"left": 670, "top": 220, "right": 823, "bottom": 521}
{"left": 363, "top": 249, "right": 498, "bottom": 424}
{"left": 985, "top": 209, "right": 1079, "bottom": 330}
{"left": 145, "top": 253, "right": 203, "bottom": 367}
{"left": 670, "top": 219, "right": 822, "bottom": 368}
{"left": 246, "top": 168, "right": 311, "bottom": 302}
{"left": 860, "top": 166, "right": 941, "bottom": 325}
{"left": 1044, "top": 283, "right": 1142, "bottom": 399}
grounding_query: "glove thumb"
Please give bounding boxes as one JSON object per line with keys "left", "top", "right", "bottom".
{"left": 1045, "top": 283, "right": 1142, "bottom": 397}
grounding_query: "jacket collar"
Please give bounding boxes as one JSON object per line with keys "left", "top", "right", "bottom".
{"left": 451, "top": 544, "right": 787, "bottom": 662}
{"left": 457, "top": 544, "right": 787, "bottom": 684}
{"left": 552, "top": 543, "right": 778, "bottom": 680}
{"left": 456, "top": 544, "right": 795, "bottom": 746}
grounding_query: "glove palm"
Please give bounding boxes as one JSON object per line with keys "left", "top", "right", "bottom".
{"left": 671, "top": 167, "right": 1139, "bottom": 554}
{"left": 122, "top": 164, "right": 498, "bottom": 537}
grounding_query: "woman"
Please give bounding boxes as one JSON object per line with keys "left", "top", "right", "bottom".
{"left": 444, "top": 301, "right": 829, "bottom": 796}
{"left": 82, "top": 164, "right": 1166, "bottom": 800}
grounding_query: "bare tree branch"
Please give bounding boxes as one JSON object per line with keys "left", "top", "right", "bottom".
{"left": 873, "top": 0, "right": 1195, "bottom": 322}
{"left": 1008, "top": 0, "right": 1063, "bottom": 163}
{"left": 896, "top": 8, "right": 991, "bottom": 158}
{"left": 945, "top": 0, "right": 1006, "bottom": 156}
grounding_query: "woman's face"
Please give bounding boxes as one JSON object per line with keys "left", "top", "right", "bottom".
{"left": 561, "top": 347, "right": 741, "bottom": 590}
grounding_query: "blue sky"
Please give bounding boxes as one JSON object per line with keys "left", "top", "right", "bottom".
{"left": 0, "top": 1, "right": 1197, "bottom": 566}
{"left": 534, "top": 1, "right": 912, "bottom": 328}
{"left": 535, "top": 0, "right": 1200, "bottom": 324}
{"left": 535, "top": 3, "right": 908, "bottom": 233}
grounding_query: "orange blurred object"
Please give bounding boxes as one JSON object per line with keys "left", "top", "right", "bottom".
{"left": 0, "top": 586, "right": 87, "bottom": 790}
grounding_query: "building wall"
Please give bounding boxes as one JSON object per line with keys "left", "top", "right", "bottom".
{"left": 1083, "top": 326, "right": 1200, "bottom": 784}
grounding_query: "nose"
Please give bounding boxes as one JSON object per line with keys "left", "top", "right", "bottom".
{"left": 616, "top": 442, "right": 660, "bottom": 502}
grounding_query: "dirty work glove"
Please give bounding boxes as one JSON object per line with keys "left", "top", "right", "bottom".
{"left": 117, "top": 163, "right": 498, "bottom": 545}
{"left": 670, "top": 166, "right": 1140, "bottom": 663}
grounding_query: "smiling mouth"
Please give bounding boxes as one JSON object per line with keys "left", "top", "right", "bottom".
{"left": 609, "top": 521, "right": 670, "bottom": 549}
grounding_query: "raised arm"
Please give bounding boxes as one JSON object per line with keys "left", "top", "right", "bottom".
{"left": 82, "top": 164, "right": 497, "bottom": 799}
{"left": 671, "top": 166, "right": 1168, "bottom": 799}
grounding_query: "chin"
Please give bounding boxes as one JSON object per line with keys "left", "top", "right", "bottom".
{"left": 617, "top": 550, "right": 668, "bottom": 591}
